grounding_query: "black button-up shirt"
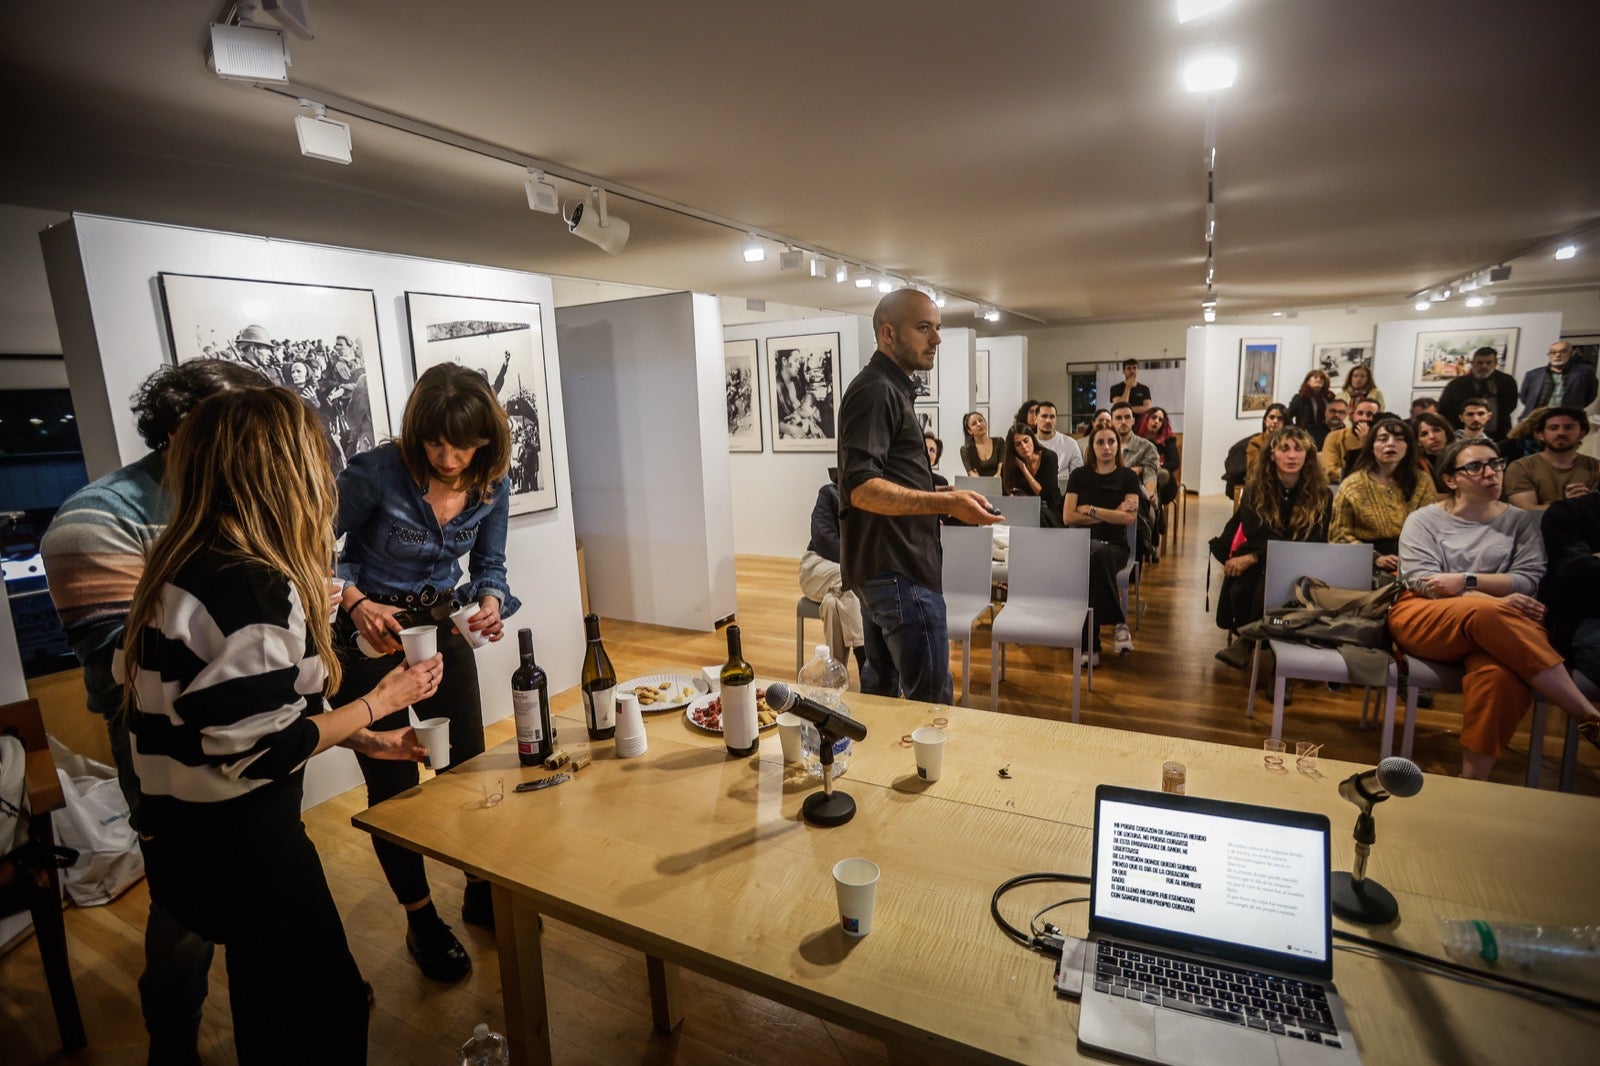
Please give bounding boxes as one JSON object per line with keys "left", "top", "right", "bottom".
{"left": 837, "top": 351, "right": 941, "bottom": 592}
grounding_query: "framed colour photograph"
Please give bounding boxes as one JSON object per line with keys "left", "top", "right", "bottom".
{"left": 1237, "top": 338, "right": 1280, "bottom": 418}
{"left": 765, "top": 332, "right": 840, "bottom": 453}
{"left": 724, "top": 339, "right": 762, "bottom": 452}
{"left": 157, "top": 272, "right": 388, "bottom": 476}
{"left": 405, "top": 292, "right": 557, "bottom": 516}
{"left": 1312, "top": 342, "right": 1374, "bottom": 391}
{"left": 1412, "top": 328, "right": 1520, "bottom": 388}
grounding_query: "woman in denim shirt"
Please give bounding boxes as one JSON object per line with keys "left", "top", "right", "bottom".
{"left": 333, "top": 363, "right": 520, "bottom": 982}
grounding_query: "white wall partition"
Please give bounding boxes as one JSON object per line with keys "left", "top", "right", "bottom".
{"left": 722, "top": 314, "right": 870, "bottom": 558}
{"left": 981, "top": 335, "right": 1029, "bottom": 435}
{"left": 1372, "top": 312, "right": 1562, "bottom": 416}
{"left": 557, "top": 292, "right": 737, "bottom": 630}
{"left": 1182, "top": 325, "right": 1312, "bottom": 493}
{"left": 39, "top": 214, "right": 586, "bottom": 809}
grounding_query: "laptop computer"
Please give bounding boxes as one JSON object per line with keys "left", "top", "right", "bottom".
{"left": 1077, "top": 785, "right": 1363, "bottom": 1066}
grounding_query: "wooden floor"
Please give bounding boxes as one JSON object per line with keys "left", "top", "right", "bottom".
{"left": 3, "top": 493, "right": 1594, "bottom": 1064}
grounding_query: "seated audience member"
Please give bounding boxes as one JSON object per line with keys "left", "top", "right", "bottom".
{"left": 1338, "top": 363, "right": 1385, "bottom": 411}
{"left": 1320, "top": 397, "right": 1380, "bottom": 482}
{"left": 1215, "top": 426, "right": 1332, "bottom": 667}
{"left": 1033, "top": 401, "right": 1083, "bottom": 488}
{"left": 1518, "top": 339, "right": 1597, "bottom": 420}
{"left": 1390, "top": 439, "right": 1600, "bottom": 779}
{"left": 1244, "top": 403, "right": 1288, "bottom": 473}
{"left": 1312, "top": 397, "right": 1349, "bottom": 451}
{"left": 1330, "top": 417, "right": 1434, "bottom": 574}
{"left": 1504, "top": 407, "right": 1598, "bottom": 511}
{"left": 1540, "top": 490, "right": 1600, "bottom": 698}
{"left": 1286, "top": 370, "right": 1333, "bottom": 442}
{"left": 1001, "top": 423, "right": 1064, "bottom": 527}
{"left": 1062, "top": 426, "right": 1141, "bottom": 662}
{"left": 960, "top": 409, "right": 1006, "bottom": 477}
{"left": 1410, "top": 396, "right": 1439, "bottom": 420}
{"left": 1111, "top": 401, "right": 1160, "bottom": 554}
{"left": 1455, "top": 397, "right": 1493, "bottom": 442}
{"left": 798, "top": 472, "right": 866, "bottom": 672}
{"left": 924, "top": 432, "right": 949, "bottom": 487}
{"left": 1500, "top": 406, "right": 1547, "bottom": 463}
{"left": 1137, "top": 406, "right": 1181, "bottom": 506}
{"left": 1014, "top": 399, "right": 1041, "bottom": 432}
{"left": 1109, "top": 358, "right": 1153, "bottom": 416}
{"left": 1439, "top": 346, "right": 1518, "bottom": 440}
{"left": 1411, "top": 411, "right": 1454, "bottom": 495}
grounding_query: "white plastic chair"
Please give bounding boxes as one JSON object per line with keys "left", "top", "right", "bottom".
{"left": 941, "top": 526, "right": 997, "bottom": 708}
{"left": 990, "top": 527, "right": 1092, "bottom": 721}
{"left": 1405, "top": 664, "right": 1588, "bottom": 790}
{"left": 955, "top": 475, "right": 1002, "bottom": 495}
{"left": 1114, "top": 518, "right": 1143, "bottom": 631}
{"left": 1244, "top": 540, "right": 1399, "bottom": 749}
{"left": 984, "top": 494, "right": 1042, "bottom": 528}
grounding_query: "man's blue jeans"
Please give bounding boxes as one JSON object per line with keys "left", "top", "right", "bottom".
{"left": 857, "top": 573, "right": 953, "bottom": 705}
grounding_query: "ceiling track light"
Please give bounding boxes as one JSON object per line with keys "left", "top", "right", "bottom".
{"left": 933, "top": 292, "right": 947, "bottom": 308}
{"left": 1555, "top": 243, "right": 1578, "bottom": 260}
{"left": 778, "top": 247, "right": 804, "bottom": 271}
{"left": 982, "top": 307, "right": 1001, "bottom": 322}
{"left": 564, "top": 187, "right": 630, "bottom": 253}
{"left": 851, "top": 266, "right": 875, "bottom": 289}
{"left": 1414, "top": 299, "right": 1432, "bottom": 311}
{"left": 808, "top": 255, "right": 830, "bottom": 279}
{"left": 1203, "top": 308, "right": 1217, "bottom": 323}
{"left": 741, "top": 234, "right": 766, "bottom": 263}
{"left": 1183, "top": 48, "right": 1238, "bottom": 92}
{"left": 876, "top": 275, "right": 894, "bottom": 294}
{"left": 293, "top": 99, "right": 352, "bottom": 165}
{"left": 524, "top": 168, "right": 559, "bottom": 214}
{"left": 1204, "top": 203, "right": 1216, "bottom": 243}
{"left": 834, "top": 261, "right": 850, "bottom": 284}
{"left": 1464, "top": 294, "right": 1485, "bottom": 308}
{"left": 1177, "top": 0, "right": 1235, "bottom": 23}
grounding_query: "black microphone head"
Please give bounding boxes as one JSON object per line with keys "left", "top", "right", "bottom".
{"left": 1375, "top": 756, "right": 1423, "bottom": 798}
{"left": 764, "top": 681, "right": 796, "bottom": 711}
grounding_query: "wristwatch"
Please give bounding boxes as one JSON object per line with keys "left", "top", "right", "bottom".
{"left": 1464, "top": 573, "right": 1478, "bottom": 590}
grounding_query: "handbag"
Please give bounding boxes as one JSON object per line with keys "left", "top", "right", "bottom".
{"left": 1236, "top": 576, "right": 1402, "bottom": 687}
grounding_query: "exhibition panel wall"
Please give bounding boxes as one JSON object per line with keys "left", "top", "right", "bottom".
{"left": 1183, "top": 325, "right": 1313, "bottom": 493}
{"left": 982, "top": 335, "right": 1029, "bottom": 440}
{"left": 39, "top": 214, "right": 585, "bottom": 809}
{"left": 556, "top": 292, "right": 737, "bottom": 630}
{"left": 1371, "top": 311, "right": 1562, "bottom": 415}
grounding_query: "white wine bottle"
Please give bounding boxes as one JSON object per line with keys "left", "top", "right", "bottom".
{"left": 580, "top": 613, "right": 617, "bottom": 741}
{"left": 720, "top": 624, "right": 758, "bottom": 756}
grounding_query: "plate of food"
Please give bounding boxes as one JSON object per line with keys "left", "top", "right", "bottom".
{"left": 685, "top": 689, "right": 779, "bottom": 734}
{"left": 617, "top": 673, "right": 709, "bottom": 713}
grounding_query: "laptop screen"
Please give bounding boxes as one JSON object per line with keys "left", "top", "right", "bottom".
{"left": 1090, "top": 786, "right": 1332, "bottom": 978}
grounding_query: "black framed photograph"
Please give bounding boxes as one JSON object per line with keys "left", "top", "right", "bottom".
{"left": 765, "top": 331, "right": 840, "bottom": 453}
{"left": 912, "top": 361, "right": 939, "bottom": 403}
{"left": 157, "top": 272, "right": 389, "bottom": 476}
{"left": 724, "top": 339, "right": 762, "bottom": 452}
{"left": 975, "top": 348, "right": 991, "bottom": 404}
{"left": 1237, "top": 338, "right": 1280, "bottom": 418}
{"left": 404, "top": 292, "right": 557, "bottom": 516}
{"left": 915, "top": 405, "right": 940, "bottom": 440}
{"left": 1312, "top": 342, "right": 1373, "bottom": 391}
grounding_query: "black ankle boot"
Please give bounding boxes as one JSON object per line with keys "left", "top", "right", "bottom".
{"left": 462, "top": 878, "right": 495, "bottom": 930}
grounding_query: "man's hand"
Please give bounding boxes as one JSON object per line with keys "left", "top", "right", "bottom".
{"left": 1564, "top": 481, "right": 1595, "bottom": 499}
{"left": 945, "top": 489, "right": 1003, "bottom": 526}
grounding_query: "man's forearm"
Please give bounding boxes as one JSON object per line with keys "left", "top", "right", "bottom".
{"left": 849, "top": 477, "right": 948, "bottom": 516}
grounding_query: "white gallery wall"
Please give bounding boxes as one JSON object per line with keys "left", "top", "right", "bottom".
{"left": 722, "top": 314, "right": 871, "bottom": 558}
{"left": 932, "top": 328, "right": 975, "bottom": 481}
{"left": 981, "top": 335, "right": 1028, "bottom": 438}
{"left": 39, "top": 214, "right": 586, "bottom": 809}
{"left": 1183, "top": 325, "right": 1312, "bottom": 492}
{"left": 556, "top": 292, "right": 737, "bottom": 630}
{"left": 1371, "top": 312, "right": 1563, "bottom": 412}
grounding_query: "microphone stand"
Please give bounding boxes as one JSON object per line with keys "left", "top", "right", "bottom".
{"left": 801, "top": 724, "right": 857, "bottom": 827}
{"left": 1330, "top": 808, "right": 1399, "bottom": 924}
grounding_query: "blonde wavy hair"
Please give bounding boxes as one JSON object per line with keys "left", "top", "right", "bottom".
{"left": 124, "top": 387, "right": 342, "bottom": 703}
{"left": 1241, "top": 425, "right": 1329, "bottom": 541}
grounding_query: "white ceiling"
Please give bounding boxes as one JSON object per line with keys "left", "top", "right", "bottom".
{"left": 2, "top": 0, "right": 1597, "bottom": 329}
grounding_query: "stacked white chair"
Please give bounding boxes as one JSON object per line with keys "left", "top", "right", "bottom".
{"left": 990, "top": 527, "right": 1092, "bottom": 721}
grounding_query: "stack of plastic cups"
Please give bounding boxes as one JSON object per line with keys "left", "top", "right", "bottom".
{"left": 614, "top": 692, "right": 647, "bottom": 758}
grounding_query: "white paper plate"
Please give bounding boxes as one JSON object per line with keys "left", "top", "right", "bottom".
{"left": 684, "top": 691, "right": 779, "bottom": 734}
{"left": 616, "top": 673, "right": 709, "bottom": 713}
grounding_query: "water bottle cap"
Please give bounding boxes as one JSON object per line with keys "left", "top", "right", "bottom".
{"left": 474, "top": 1023, "right": 489, "bottom": 1038}
{"left": 815, "top": 644, "right": 830, "bottom": 659}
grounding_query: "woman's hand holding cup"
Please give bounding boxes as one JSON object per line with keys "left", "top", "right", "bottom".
{"left": 371, "top": 653, "right": 444, "bottom": 714}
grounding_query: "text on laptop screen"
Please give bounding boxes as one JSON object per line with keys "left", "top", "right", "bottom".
{"left": 1094, "top": 798, "right": 1328, "bottom": 964}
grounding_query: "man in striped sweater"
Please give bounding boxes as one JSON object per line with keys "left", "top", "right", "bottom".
{"left": 42, "top": 360, "right": 267, "bottom": 1066}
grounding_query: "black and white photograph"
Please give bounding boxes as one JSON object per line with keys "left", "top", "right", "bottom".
{"left": 975, "top": 348, "right": 991, "bottom": 404}
{"left": 912, "top": 361, "right": 939, "bottom": 403}
{"left": 724, "top": 339, "right": 762, "bottom": 452}
{"left": 915, "top": 405, "right": 940, "bottom": 440}
{"left": 1312, "top": 342, "right": 1374, "bottom": 390}
{"left": 765, "top": 332, "right": 840, "bottom": 453}
{"left": 405, "top": 292, "right": 557, "bottom": 516}
{"left": 157, "top": 272, "right": 389, "bottom": 476}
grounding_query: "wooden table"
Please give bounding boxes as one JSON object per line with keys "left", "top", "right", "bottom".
{"left": 352, "top": 691, "right": 1600, "bottom": 1065}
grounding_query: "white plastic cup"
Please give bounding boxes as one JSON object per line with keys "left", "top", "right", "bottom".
{"left": 450, "top": 603, "right": 487, "bottom": 649}
{"left": 415, "top": 715, "right": 451, "bottom": 770}
{"left": 615, "top": 693, "right": 646, "bottom": 748}
{"left": 355, "top": 632, "right": 387, "bottom": 658}
{"left": 912, "top": 726, "right": 947, "bottom": 782}
{"left": 832, "top": 857, "right": 880, "bottom": 938}
{"left": 777, "top": 712, "right": 805, "bottom": 763}
{"left": 326, "top": 578, "right": 346, "bottom": 623}
{"left": 398, "top": 625, "right": 437, "bottom": 664}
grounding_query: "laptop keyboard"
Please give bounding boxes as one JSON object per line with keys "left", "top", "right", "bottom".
{"left": 1094, "top": 942, "right": 1344, "bottom": 1048}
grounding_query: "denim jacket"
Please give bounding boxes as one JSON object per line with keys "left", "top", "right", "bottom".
{"left": 335, "top": 443, "right": 520, "bottom": 616}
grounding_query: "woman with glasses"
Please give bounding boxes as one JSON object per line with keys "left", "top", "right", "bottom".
{"left": 1330, "top": 418, "right": 1434, "bottom": 575}
{"left": 1391, "top": 439, "right": 1600, "bottom": 779}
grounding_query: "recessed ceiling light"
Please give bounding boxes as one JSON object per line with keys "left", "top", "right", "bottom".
{"left": 1555, "top": 244, "right": 1578, "bottom": 260}
{"left": 1183, "top": 49, "right": 1237, "bottom": 92}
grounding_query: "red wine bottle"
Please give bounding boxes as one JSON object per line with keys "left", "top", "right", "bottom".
{"left": 512, "top": 628, "right": 552, "bottom": 766}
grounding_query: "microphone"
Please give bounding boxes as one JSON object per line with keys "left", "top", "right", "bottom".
{"left": 1330, "top": 756, "right": 1424, "bottom": 926}
{"left": 1337, "top": 756, "right": 1424, "bottom": 813}
{"left": 763, "top": 682, "right": 868, "bottom": 743}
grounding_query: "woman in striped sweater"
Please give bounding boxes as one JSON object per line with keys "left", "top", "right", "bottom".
{"left": 122, "top": 387, "right": 438, "bottom": 1065}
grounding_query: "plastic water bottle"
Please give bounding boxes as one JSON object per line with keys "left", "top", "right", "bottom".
{"left": 459, "top": 1022, "right": 509, "bottom": 1066}
{"left": 1438, "top": 918, "right": 1600, "bottom": 977}
{"left": 798, "top": 644, "right": 852, "bottom": 779}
